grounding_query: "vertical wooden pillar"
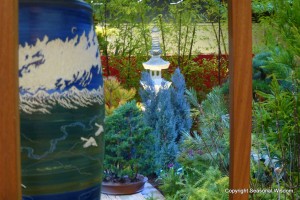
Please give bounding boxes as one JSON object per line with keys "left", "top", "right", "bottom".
{"left": 228, "top": 0, "right": 252, "bottom": 200}
{"left": 0, "top": 0, "right": 21, "bottom": 200}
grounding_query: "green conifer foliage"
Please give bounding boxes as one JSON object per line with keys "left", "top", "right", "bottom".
{"left": 104, "top": 100, "right": 154, "bottom": 182}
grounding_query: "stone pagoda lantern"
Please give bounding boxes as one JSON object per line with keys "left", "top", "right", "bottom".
{"left": 142, "top": 26, "right": 171, "bottom": 91}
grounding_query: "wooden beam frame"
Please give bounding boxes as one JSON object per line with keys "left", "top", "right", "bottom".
{"left": 0, "top": 0, "right": 21, "bottom": 199}
{"left": 228, "top": 0, "right": 252, "bottom": 199}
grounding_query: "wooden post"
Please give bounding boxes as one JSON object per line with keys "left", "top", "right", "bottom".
{"left": 228, "top": 0, "right": 252, "bottom": 199}
{"left": 0, "top": 0, "right": 21, "bottom": 199}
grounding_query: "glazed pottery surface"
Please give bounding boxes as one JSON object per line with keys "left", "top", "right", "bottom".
{"left": 19, "top": 0, "right": 104, "bottom": 199}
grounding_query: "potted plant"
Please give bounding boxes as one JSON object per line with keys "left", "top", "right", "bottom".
{"left": 102, "top": 100, "right": 155, "bottom": 195}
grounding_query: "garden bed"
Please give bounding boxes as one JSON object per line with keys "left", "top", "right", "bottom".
{"left": 101, "top": 54, "right": 229, "bottom": 100}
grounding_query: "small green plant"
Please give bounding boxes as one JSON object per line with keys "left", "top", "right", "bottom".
{"left": 104, "top": 100, "right": 155, "bottom": 182}
{"left": 104, "top": 77, "right": 136, "bottom": 115}
{"left": 158, "top": 168, "right": 183, "bottom": 199}
{"left": 186, "top": 167, "right": 229, "bottom": 200}
{"left": 159, "top": 166, "right": 229, "bottom": 200}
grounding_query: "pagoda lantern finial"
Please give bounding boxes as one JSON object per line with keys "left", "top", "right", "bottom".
{"left": 150, "top": 26, "right": 162, "bottom": 56}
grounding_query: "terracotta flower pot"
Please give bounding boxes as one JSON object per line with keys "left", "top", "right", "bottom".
{"left": 101, "top": 175, "right": 148, "bottom": 195}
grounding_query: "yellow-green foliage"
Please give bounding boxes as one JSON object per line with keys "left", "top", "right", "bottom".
{"left": 104, "top": 77, "right": 136, "bottom": 115}
{"left": 188, "top": 173, "right": 229, "bottom": 200}
{"left": 161, "top": 167, "right": 229, "bottom": 200}
{"left": 188, "top": 168, "right": 229, "bottom": 200}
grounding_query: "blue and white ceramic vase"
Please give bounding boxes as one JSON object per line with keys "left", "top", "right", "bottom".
{"left": 19, "top": 1, "right": 104, "bottom": 199}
